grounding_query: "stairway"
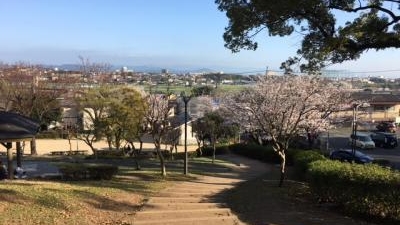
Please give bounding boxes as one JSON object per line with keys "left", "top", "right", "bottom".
{"left": 131, "top": 176, "right": 246, "bottom": 225}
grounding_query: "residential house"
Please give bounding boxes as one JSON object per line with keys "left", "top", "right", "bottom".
{"left": 336, "top": 91, "right": 400, "bottom": 123}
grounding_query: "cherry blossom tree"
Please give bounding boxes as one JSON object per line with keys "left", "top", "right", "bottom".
{"left": 224, "top": 75, "right": 349, "bottom": 186}
{"left": 145, "top": 94, "right": 173, "bottom": 177}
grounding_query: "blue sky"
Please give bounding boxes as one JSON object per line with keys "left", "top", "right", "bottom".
{"left": 1, "top": 0, "right": 400, "bottom": 77}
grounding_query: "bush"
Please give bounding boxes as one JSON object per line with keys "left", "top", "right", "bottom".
{"left": 86, "top": 164, "right": 119, "bottom": 180}
{"left": 36, "top": 130, "right": 61, "bottom": 139}
{"left": 373, "top": 159, "right": 392, "bottom": 168}
{"left": 92, "top": 150, "right": 125, "bottom": 159}
{"left": 172, "top": 151, "right": 198, "bottom": 160}
{"left": 293, "top": 150, "right": 326, "bottom": 180}
{"left": 55, "top": 162, "right": 118, "bottom": 180}
{"left": 197, "top": 145, "right": 230, "bottom": 157}
{"left": 308, "top": 160, "right": 400, "bottom": 222}
{"left": 229, "top": 143, "right": 295, "bottom": 165}
{"left": 97, "top": 149, "right": 125, "bottom": 156}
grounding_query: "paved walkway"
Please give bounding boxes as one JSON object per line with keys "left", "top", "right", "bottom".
{"left": 130, "top": 154, "right": 270, "bottom": 225}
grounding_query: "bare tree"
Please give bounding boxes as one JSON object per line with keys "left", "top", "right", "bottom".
{"left": 79, "top": 56, "right": 111, "bottom": 84}
{"left": 224, "top": 75, "right": 349, "bottom": 186}
{"left": 75, "top": 86, "right": 111, "bottom": 154}
{"left": 192, "top": 118, "right": 208, "bottom": 156}
{"left": 145, "top": 94, "right": 173, "bottom": 176}
{"left": 164, "top": 116, "right": 182, "bottom": 160}
{"left": 0, "top": 63, "right": 64, "bottom": 155}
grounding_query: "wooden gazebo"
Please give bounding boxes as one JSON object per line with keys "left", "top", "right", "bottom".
{"left": 0, "top": 111, "right": 39, "bottom": 179}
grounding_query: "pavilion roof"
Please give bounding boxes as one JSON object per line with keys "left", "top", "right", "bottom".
{"left": 0, "top": 111, "right": 40, "bottom": 142}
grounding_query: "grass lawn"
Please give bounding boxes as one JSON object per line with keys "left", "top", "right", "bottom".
{"left": 0, "top": 156, "right": 236, "bottom": 225}
{"left": 0, "top": 159, "right": 197, "bottom": 225}
{"left": 0, "top": 155, "right": 379, "bottom": 225}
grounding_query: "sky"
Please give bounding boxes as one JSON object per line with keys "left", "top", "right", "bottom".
{"left": 1, "top": 0, "right": 400, "bottom": 77}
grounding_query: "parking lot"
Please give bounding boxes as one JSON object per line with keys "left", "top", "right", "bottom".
{"left": 322, "top": 124, "right": 400, "bottom": 168}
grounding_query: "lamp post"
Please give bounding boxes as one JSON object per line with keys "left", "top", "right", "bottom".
{"left": 181, "top": 91, "right": 191, "bottom": 175}
{"left": 351, "top": 103, "right": 370, "bottom": 156}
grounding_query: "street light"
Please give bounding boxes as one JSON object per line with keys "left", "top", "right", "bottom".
{"left": 351, "top": 102, "right": 370, "bottom": 156}
{"left": 180, "top": 91, "right": 191, "bottom": 175}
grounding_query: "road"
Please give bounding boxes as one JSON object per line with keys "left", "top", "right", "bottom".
{"left": 324, "top": 127, "right": 400, "bottom": 169}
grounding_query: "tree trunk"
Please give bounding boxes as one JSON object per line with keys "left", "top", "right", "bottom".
{"left": 212, "top": 142, "right": 216, "bottom": 164}
{"left": 139, "top": 140, "right": 143, "bottom": 153}
{"left": 155, "top": 143, "right": 166, "bottom": 176}
{"left": 83, "top": 138, "right": 96, "bottom": 155}
{"left": 107, "top": 139, "right": 112, "bottom": 150}
{"left": 307, "top": 132, "right": 314, "bottom": 149}
{"left": 30, "top": 137, "right": 37, "bottom": 155}
{"left": 129, "top": 141, "right": 141, "bottom": 170}
{"left": 169, "top": 145, "right": 174, "bottom": 160}
{"left": 196, "top": 139, "right": 201, "bottom": 154}
{"left": 68, "top": 135, "right": 72, "bottom": 153}
{"left": 278, "top": 151, "right": 286, "bottom": 187}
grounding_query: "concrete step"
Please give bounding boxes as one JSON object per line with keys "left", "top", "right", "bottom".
{"left": 147, "top": 196, "right": 211, "bottom": 204}
{"left": 134, "top": 208, "right": 233, "bottom": 221}
{"left": 143, "top": 202, "right": 226, "bottom": 211}
{"left": 179, "top": 181, "right": 239, "bottom": 186}
{"left": 156, "top": 191, "right": 218, "bottom": 198}
{"left": 165, "top": 185, "right": 233, "bottom": 191}
{"left": 132, "top": 215, "right": 244, "bottom": 225}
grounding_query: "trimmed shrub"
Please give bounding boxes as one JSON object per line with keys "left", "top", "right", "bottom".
{"left": 95, "top": 150, "right": 125, "bottom": 157}
{"left": 172, "top": 151, "right": 198, "bottom": 160}
{"left": 36, "top": 130, "right": 61, "bottom": 139}
{"left": 198, "top": 145, "right": 230, "bottom": 157}
{"left": 308, "top": 160, "right": 400, "bottom": 222}
{"left": 229, "top": 143, "right": 295, "bottom": 165}
{"left": 86, "top": 164, "right": 119, "bottom": 180}
{"left": 57, "top": 164, "right": 87, "bottom": 180}
{"left": 55, "top": 163, "right": 118, "bottom": 180}
{"left": 293, "top": 150, "right": 326, "bottom": 180}
{"left": 373, "top": 159, "right": 392, "bottom": 168}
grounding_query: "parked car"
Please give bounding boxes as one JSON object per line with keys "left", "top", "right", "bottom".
{"left": 370, "top": 132, "right": 398, "bottom": 148}
{"left": 329, "top": 149, "right": 374, "bottom": 164}
{"left": 376, "top": 121, "right": 396, "bottom": 133}
{"left": 348, "top": 133, "right": 376, "bottom": 149}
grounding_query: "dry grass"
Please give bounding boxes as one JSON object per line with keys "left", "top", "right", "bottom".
{"left": 0, "top": 168, "right": 186, "bottom": 225}
{"left": 0, "top": 156, "right": 233, "bottom": 225}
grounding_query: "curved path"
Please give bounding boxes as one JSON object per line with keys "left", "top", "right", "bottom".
{"left": 131, "top": 154, "right": 270, "bottom": 225}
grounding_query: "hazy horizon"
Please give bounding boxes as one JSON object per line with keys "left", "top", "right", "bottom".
{"left": 1, "top": 1, "right": 400, "bottom": 78}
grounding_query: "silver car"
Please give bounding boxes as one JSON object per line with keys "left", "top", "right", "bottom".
{"left": 348, "top": 133, "right": 375, "bottom": 149}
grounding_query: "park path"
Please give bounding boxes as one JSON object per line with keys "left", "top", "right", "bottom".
{"left": 130, "top": 154, "right": 270, "bottom": 225}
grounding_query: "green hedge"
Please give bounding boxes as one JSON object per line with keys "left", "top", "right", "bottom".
{"left": 308, "top": 160, "right": 400, "bottom": 222}
{"left": 292, "top": 150, "right": 326, "bottom": 180}
{"left": 55, "top": 163, "right": 118, "bottom": 180}
{"left": 197, "top": 145, "right": 230, "bottom": 157}
{"left": 36, "top": 130, "right": 62, "bottom": 139}
{"left": 171, "top": 151, "right": 198, "bottom": 160}
{"left": 229, "top": 143, "right": 294, "bottom": 165}
{"left": 86, "top": 164, "right": 119, "bottom": 180}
